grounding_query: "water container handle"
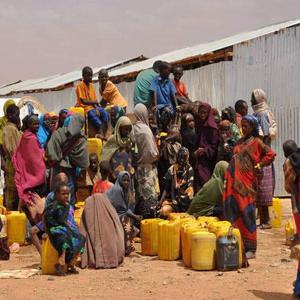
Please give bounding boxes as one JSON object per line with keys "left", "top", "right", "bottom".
{"left": 227, "top": 226, "right": 234, "bottom": 239}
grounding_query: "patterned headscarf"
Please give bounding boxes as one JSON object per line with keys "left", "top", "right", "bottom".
{"left": 242, "top": 115, "right": 259, "bottom": 137}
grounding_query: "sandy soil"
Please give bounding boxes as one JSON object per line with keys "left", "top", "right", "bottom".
{"left": 0, "top": 199, "right": 297, "bottom": 300}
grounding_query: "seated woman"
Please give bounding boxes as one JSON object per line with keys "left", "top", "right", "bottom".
{"left": 187, "top": 161, "right": 229, "bottom": 218}
{"left": 159, "top": 147, "right": 194, "bottom": 217}
{"left": 107, "top": 171, "right": 141, "bottom": 255}
{"left": 92, "top": 160, "right": 114, "bottom": 194}
{"left": 101, "top": 116, "right": 135, "bottom": 181}
{"left": 80, "top": 189, "right": 125, "bottom": 269}
{"left": 13, "top": 114, "right": 46, "bottom": 225}
{"left": 44, "top": 182, "right": 85, "bottom": 276}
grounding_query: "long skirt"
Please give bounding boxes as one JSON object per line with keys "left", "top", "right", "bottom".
{"left": 222, "top": 160, "right": 257, "bottom": 253}
{"left": 119, "top": 215, "right": 135, "bottom": 256}
{"left": 80, "top": 194, "right": 124, "bottom": 269}
{"left": 256, "top": 165, "right": 275, "bottom": 207}
{"left": 135, "top": 164, "right": 158, "bottom": 219}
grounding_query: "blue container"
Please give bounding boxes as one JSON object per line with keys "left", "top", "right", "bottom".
{"left": 216, "top": 227, "right": 239, "bottom": 271}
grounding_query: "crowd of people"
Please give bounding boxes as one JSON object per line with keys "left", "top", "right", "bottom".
{"left": 2, "top": 60, "right": 300, "bottom": 295}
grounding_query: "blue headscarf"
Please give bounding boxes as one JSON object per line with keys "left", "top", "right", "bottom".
{"left": 242, "top": 115, "right": 259, "bottom": 137}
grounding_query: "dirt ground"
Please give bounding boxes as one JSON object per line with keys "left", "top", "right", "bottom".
{"left": 0, "top": 199, "right": 298, "bottom": 300}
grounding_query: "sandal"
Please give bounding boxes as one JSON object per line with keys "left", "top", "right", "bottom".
{"left": 67, "top": 265, "right": 79, "bottom": 274}
{"left": 55, "top": 264, "right": 66, "bottom": 276}
{"left": 258, "top": 224, "right": 272, "bottom": 230}
{"left": 245, "top": 251, "right": 256, "bottom": 260}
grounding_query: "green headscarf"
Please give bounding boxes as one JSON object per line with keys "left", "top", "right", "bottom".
{"left": 187, "top": 161, "right": 229, "bottom": 217}
{"left": 100, "top": 116, "right": 134, "bottom": 162}
{"left": 0, "top": 99, "right": 16, "bottom": 145}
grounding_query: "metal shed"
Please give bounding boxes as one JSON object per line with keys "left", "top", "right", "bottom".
{"left": 111, "top": 19, "right": 300, "bottom": 196}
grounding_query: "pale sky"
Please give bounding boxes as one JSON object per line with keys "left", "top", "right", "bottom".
{"left": 0, "top": 0, "right": 299, "bottom": 85}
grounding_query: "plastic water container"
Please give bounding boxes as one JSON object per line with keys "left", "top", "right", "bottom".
{"left": 141, "top": 218, "right": 162, "bottom": 256}
{"left": 69, "top": 107, "right": 85, "bottom": 117}
{"left": 74, "top": 207, "right": 83, "bottom": 227}
{"left": 191, "top": 231, "right": 216, "bottom": 271}
{"left": 87, "top": 138, "right": 103, "bottom": 160}
{"left": 285, "top": 219, "right": 295, "bottom": 246}
{"left": 0, "top": 195, "right": 3, "bottom": 206}
{"left": 269, "top": 198, "right": 282, "bottom": 228}
{"left": 216, "top": 227, "right": 243, "bottom": 268}
{"left": 216, "top": 227, "right": 239, "bottom": 271}
{"left": 6, "top": 211, "right": 26, "bottom": 245}
{"left": 197, "top": 216, "right": 219, "bottom": 228}
{"left": 168, "top": 213, "right": 192, "bottom": 221}
{"left": 208, "top": 221, "right": 231, "bottom": 234}
{"left": 158, "top": 221, "right": 181, "bottom": 261}
{"left": 182, "top": 223, "right": 207, "bottom": 267}
{"left": 42, "top": 237, "right": 59, "bottom": 275}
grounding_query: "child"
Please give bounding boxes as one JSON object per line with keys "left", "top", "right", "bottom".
{"left": 158, "top": 125, "right": 182, "bottom": 194}
{"left": 29, "top": 173, "right": 69, "bottom": 258}
{"left": 172, "top": 65, "right": 190, "bottom": 104}
{"left": 45, "top": 182, "right": 85, "bottom": 276}
{"left": 282, "top": 140, "right": 300, "bottom": 297}
{"left": 234, "top": 99, "right": 248, "bottom": 129}
{"left": 98, "top": 69, "right": 128, "bottom": 108}
{"left": 159, "top": 147, "right": 194, "bottom": 217}
{"left": 76, "top": 66, "right": 109, "bottom": 135}
{"left": 150, "top": 62, "right": 178, "bottom": 129}
{"left": 77, "top": 153, "right": 101, "bottom": 201}
{"left": 93, "top": 160, "right": 114, "bottom": 194}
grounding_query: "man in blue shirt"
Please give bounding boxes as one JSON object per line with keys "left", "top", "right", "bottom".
{"left": 150, "top": 61, "right": 178, "bottom": 130}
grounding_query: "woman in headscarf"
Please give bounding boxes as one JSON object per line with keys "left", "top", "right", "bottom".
{"left": 37, "top": 112, "right": 58, "bottom": 149}
{"left": 58, "top": 109, "right": 74, "bottom": 128}
{"left": 0, "top": 99, "right": 16, "bottom": 172}
{"left": 2, "top": 105, "right": 22, "bottom": 210}
{"left": 188, "top": 161, "right": 228, "bottom": 217}
{"left": 101, "top": 116, "right": 135, "bottom": 181}
{"left": 46, "top": 113, "right": 89, "bottom": 206}
{"left": 222, "top": 115, "right": 276, "bottom": 259}
{"left": 80, "top": 191, "right": 125, "bottom": 269}
{"left": 251, "top": 88, "right": 277, "bottom": 229}
{"left": 13, "top": 114, "right": 46, "bottom": 224}
{"left": 133, "top": 104, "right": 159, "bottom": 219}
{"left": 107, "top": 171, "right": 141, "bottom": 255}
{"left": 180, "top": 113, "right": 197, "bottom": 165}
{"left": 194, "top": 103, "right": 220, "bottom": 191}
{"left": 45, "top": 182, "right": 85, "bottom": 276}
{"left": 159, "top": 147, "right": 194, "bottom": 217}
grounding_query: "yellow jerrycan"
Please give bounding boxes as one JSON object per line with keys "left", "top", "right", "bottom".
{"left": 141, "top": 218, "right": 162, "bottom": 256}
{"left": 285, "top": 219, "right": 295, "bottom": 246}
{"left": 0, "top": 195, "right": 3, "bottom": 206}
{"left": 69, "top": 107, "right": 85, "bottom": 117}
{"left": 168, "top": 213, "right": 192, "bottom": 221}
{"left": 269, "top": 198, "right": 282, "bottom": 228}
{"left": 42, "top": 237, "right": 59, "bottom": 275}
{"left": 197, "top": 216, "right": 219, "bottom": 228}
{"left": 87, "top": 138, "right": 103, "bottom": 160}
{"left": 191, "top": 231, "right": 216, "bottom": 271}
{"left": 6, "top": 211, "right": 26, "bottom": 245}
{"left": 74, "top": 207, "right": 84, "bottom": 227}
{"left": 158, "top": 220, "right": 181, "bottom": 261}
{"left": 182, "top": 223, "right": 208, "bottom": 268}
{"left": 208, "top": 221, "right": 231, "bottom": 234}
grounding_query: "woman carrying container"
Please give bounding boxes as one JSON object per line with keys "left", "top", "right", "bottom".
{"left": 222, "top": 115, "right": 275, "bottom": 259}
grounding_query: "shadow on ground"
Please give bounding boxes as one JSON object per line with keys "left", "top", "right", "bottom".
{"left": 249, "top": 289, "right": 293, "bottom": 299}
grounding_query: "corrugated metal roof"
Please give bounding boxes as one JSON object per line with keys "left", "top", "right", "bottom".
{"left": 0, "top": 56, "right": 146, "bottom": 96}
{"left": 109, "top": 18, "right": 300, "bottom": 79}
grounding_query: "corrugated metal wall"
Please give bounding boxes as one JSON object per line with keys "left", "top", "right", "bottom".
{"left": 116, "top": 25, "right": 300, "bottom": 196}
